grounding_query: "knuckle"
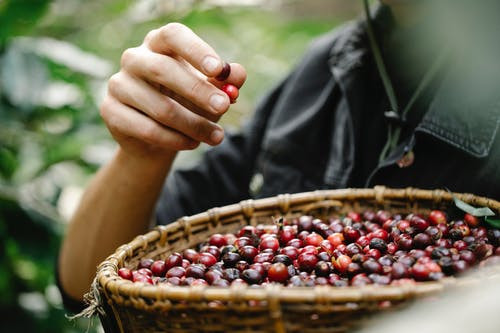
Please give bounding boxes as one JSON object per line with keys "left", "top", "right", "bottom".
{"left": 120, "top": 47, "right": 138, "bottom": 69}
{"left": 107, "top": 73, "right": 122, "bottom": 95}
{"left": 190, "top": 117, "right": 210, "bottom": 140}
{"left": 138, "top": 122, "right": 159, "bottom": 144}
{"left": 154, "top": 98, "right": 175, "bottom": 124}
{"left": 147, "top": 58, "right": 166, "bottom": 82}
{"left": 160, "top": 22, "right": 185, "bottom": 41}
{"left": 173, "top": 135, "right": 196, "bottom": 151}
{"left": 144, "top": 29, "right": 158, "bottom": 44}
{"left": 188, "top": 79, "right": 206, "bottom": 100}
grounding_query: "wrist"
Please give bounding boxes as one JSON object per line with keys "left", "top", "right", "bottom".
{"left": 115, "top": 147, "right": 176, "bottom": 172}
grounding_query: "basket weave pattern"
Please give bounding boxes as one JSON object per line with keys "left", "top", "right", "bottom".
{"left": 93, "top": 187, "right": 500, "bottom": 333}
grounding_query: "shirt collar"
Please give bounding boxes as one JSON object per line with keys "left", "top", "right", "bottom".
{"left": 328, "top": 4, "right": 500, "bottom": 158}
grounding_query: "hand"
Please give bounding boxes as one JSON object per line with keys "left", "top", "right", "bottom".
{"left": 100, "top": 23, "right": 246, "bottom": 159}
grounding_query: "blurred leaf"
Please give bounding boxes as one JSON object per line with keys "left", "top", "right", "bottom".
{"left": 0, "top": 146, "right": 18, "bottom": 180}
{"left": 0, "top": 43, "right": 49, "bottom": 113}
{"left": 0, "top": 0, "right": 51, "bottom": 45}
{"left": 485, "top": 217, "right": 500, "bottom": 229}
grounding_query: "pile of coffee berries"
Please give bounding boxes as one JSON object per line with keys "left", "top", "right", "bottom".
{"left": 118, "top": 210, "right": 500, "bottom": 287}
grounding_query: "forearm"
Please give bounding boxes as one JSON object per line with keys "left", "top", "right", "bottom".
{"left": 58, "top": 148, "right": 175, "bottom": 300}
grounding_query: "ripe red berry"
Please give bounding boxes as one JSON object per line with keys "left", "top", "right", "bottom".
{"left": 428, "top": 210, "right": 447, "bottom": 225}
{"left": 297, "top": 253, "right": 318, "bottom": 272}
{"left": 209, "top": 233, "right": 227, "bottom": 247}
{"left": 151, "top": 260, "right": 167, "bottom": 277}
{"left": 347, "top": 212, "right": 362, "bottom": 222}
{"left": 138, "top": 258, "right": 154, "bottom": 270}
{"left": 268, "top": 263, "right": 289, "bottom": 282}
{"left": 197, "top": 252, "right": 217, "bottom": 267}
{"left": 182, "top": 249, "right": 199, "bottom": 263}
{"left": 259, "top": 237, "right": 280, "bottom": 253}
{"left": 221, "top": 84, "right": 239, "bottom": 103}
{"left": 332, "top": 255, "right": 351, "bottom": 274}
{"left": 344, "top": 226, "right": 361, "bottom": 243}
{"left": 327, "top": 233, "right": 345, "bottom": 247}
{"left": 305, "top": 233, "right": 324, "bottom": 247}
{"left": 118, "top": 267, "right": 133, "bottom": 280}
{"left": 133, "top": 273, "right": 153, "bottom": 284}
{"left": 464, "top": 213, "right": 479, "bottom": 227}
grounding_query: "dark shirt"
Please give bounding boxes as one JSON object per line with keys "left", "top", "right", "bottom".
{"left": 60, "top": 4, "right": 500, "bottom": 314}
{"left": 156, "top": 5, "right": 500, "bottom": 225}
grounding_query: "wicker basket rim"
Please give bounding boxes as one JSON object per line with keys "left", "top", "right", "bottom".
{"left": 95, "top": 186, "right": 500, "bottom": 304}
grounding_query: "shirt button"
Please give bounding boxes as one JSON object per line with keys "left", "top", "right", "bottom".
{"left": 397, "top": 150, "right": 415, "bottom": 168}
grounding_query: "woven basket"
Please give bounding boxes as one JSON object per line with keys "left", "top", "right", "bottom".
{"left": 90, "top": 186, "right": 500, "bottom": 333}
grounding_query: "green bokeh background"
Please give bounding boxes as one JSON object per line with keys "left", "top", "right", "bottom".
{"left": 0, "top": 1, "right": 358, "bottom": 331}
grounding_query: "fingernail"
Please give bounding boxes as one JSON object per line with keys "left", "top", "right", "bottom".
{"left": 202, "top": 56, "right": 220, "bottom": 74}
{"left": 209, "top": 93, "right": 227, "bottom": 112}
{"left": 210, "top": 128, "right": 224, "bottom": 144}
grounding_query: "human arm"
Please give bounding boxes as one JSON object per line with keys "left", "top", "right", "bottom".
{"left": 58, "top": 23, "right": 246, "bottom": 302}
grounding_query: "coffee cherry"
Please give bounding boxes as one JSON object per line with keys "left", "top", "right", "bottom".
{"left": 272, "top": 254, "right": 292, "bottom": 266}
{"left": 253, "top": 252, "right": 274, "bottom": 264}
{"left": 346, "top": 262, "right": 363, "bottom": 277}
{"left": 268, "top": 263, "right": 289, "bottom": 282}
{"left": 239, "top": 245, "right": 259, "bottom": 263}
{"left": 453, "top": 240, "right": 468, "bottom": 251}
{"left": 182, "top": 249, "right": 199, "bottom": 263}
{"left": 209, "top": 233, "right": 227, "bottom": 247}
{"left": 133, "top": 273, "right": 153, "bottom": 284}
{"left": 487, "top": 229, "right": 500, "bottom": 246}
{"left": 396, "top": 234, "right": 413, "bottom": 250}
{"left": 118, "top": 268, "right": 133, "bottom": 281}
{"left": 259, "top": 237, "right": 280, "bottom": 253}
{"left": 186, "top": 264, "right": 206, "bottom": 279}
{"left": 241, "top": 269, "right": 263, "bottom": 285}
{"left": 221, "top": 84, "right": 239, "bottom": 103}
{"left": 375, "top": 210, "right": 391, "bottom": 224}
{"left": 197, "top": 252, "right": 217, "bottom": 267}
{"left": 298, "top": 216, "right": 313, "bottom": 231}
{"left": 369, "top": 238, "right": 387, "bottom": 253}
{"left": 223, "top": 268, "right": 240, "bottom": 281}
{"left": 279, "top": 226, "right": 296, "bottom": 245}
{"left": 391, "top": 262, "right": 409, "bottom": 279}
{"left": 150, "top": 260, "right": 167, "bottom": 277}
{"left": 410, "top": 263, "right": 431, "bottom": 281}
{"left": 464, "top": 213, "right": 479, "bottom": 227}
{"left": 222, "top": 252, "right": 241, "bottom": 268}
{"left": 138, "top": 258, "right": 154, "bottom": 270}
{"left": 344, "top": 226, "right": 361, "bottom": 243}
{"left": 314, "top": 261, "right": 332, "bottom": 277}
{"left": 237, "top": 226, "right": 257, "bottom": 238}
{"left": 413, "top": 233, "right": 432, "bottom": 249}
{"left": 212, "top": 279, "right": 230, "bottom": 287}
{"left": 366, "top": 248, "right": 381, "bottom": 259}
{"left": 297, "top": 253, "right": 318, "bottom": 272}
{"left": 345, "top": 243, "right": 363, "bottom": 256}
{"left": 137, "top": 268, "right": 153, "bottom": 277}
{"left": 215, "top": 62, "right": 231, "bottom": 81}
{"left": 279, "top": 246, "right": 299, "bottom": 261}
{"left": 166, "top": 266, "right": 186, "bottom": 278}
{"left": 429, "top": 210, "right": 447, "bottom": 225}
{"left": 362, "top": 259, "right": 383, "bottom": 274}
{"left": 351, "top": 273, "right": 372, "bottom": 286}
{"left": 333, "top": 255, "right": 351, "bottom": 274}
{"left": 305, "top": 233, "right": 324, "bottom": 247}
{"left": 286, "top": 238, "right": 304, "bottom": 249}
{"left": 204, "top": 270, "right": 223, "bottom": 285}
{"left": 410, "top": 216, "right": 429, "bottom": 233}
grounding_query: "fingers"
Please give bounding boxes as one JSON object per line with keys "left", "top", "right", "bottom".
{"left": 208, "top": 63, "right": 247, "bottom": 89}
{"left": 100, "top": 96, "right": 201, "bottom": 151}
{"left": 108, "top": 72, "right": 224, "bottom": 146}
{"left": 121, "top": 48, "right": 230, "bottom": 115}
{"left": 145, "top": 23, "right": 224, "bottom": 78}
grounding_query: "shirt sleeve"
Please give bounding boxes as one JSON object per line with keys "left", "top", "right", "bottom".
{"left": 155, "top": 77, "right": 288, "bottom": 225}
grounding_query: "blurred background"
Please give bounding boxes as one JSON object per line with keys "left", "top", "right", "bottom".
{"left": 0, "top": 0, "right": 360, "bottom": 331}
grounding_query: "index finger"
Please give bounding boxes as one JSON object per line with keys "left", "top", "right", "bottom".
{"left": 145, "top": 23, "right": 223, "bottom": 78}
